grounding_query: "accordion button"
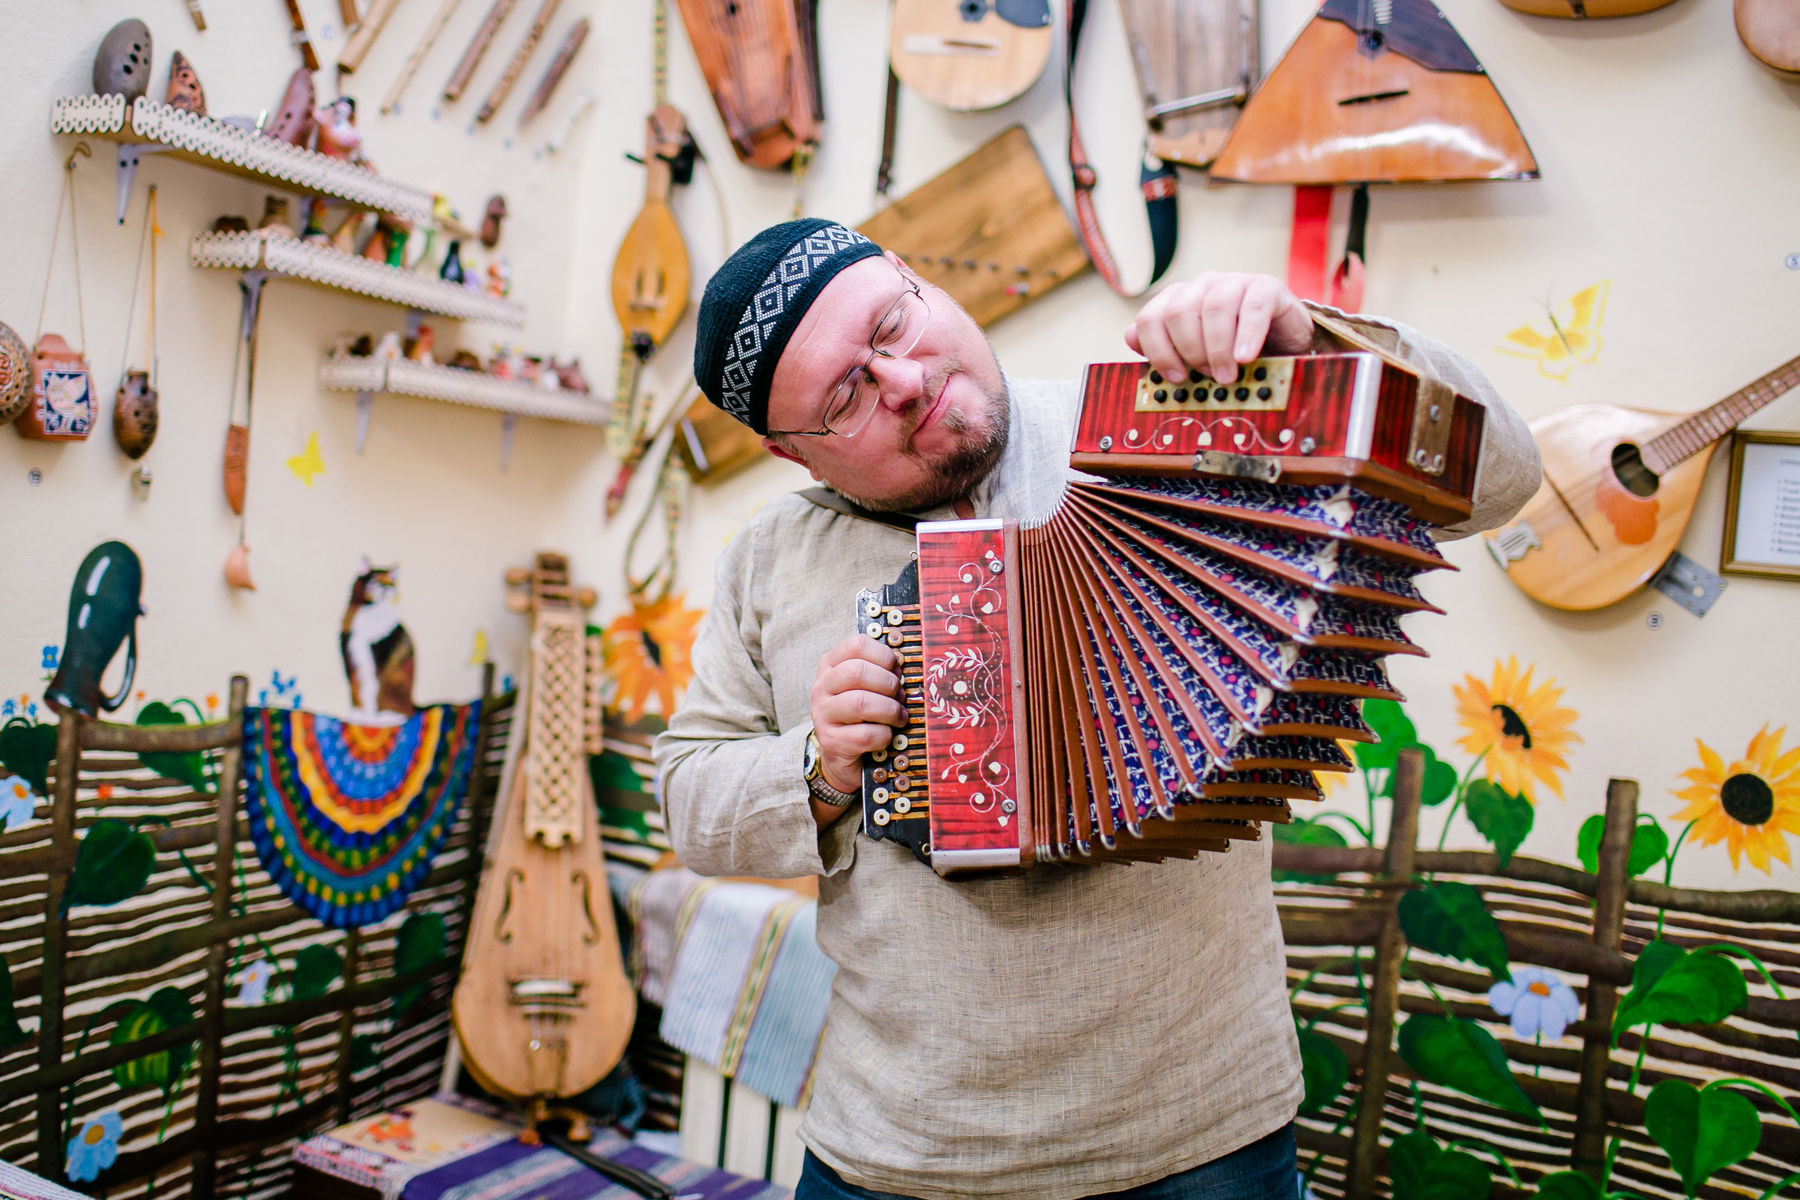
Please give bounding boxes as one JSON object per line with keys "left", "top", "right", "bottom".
{"left": 1148, "top": 371, "right": 1163, "bottom": 384}
{"left": 1253, "top": 366, "right": 1268, "bottom": 381}
{"left": 872, "top": 750, "right": 888, "bottom": 762}
{"left": 893, "top": 797, "right": 912, "bottom": 814}
{"left": 1153, "top": 389, "right": 1167, "bottom": 402}
{"left": 886, "top": 608, "right": 903, "bottom": 625}
{"left": 894, "top": 776, "right": 912, "bottom": 791}
{"left": 872, "top": 768, "right": 890, "bottom": 783}
{"left": 1214, "top": 387, "right": 1228, "bottom": 400}
{"left": 873, "top": 809, "right": 891, "bottom": 826}
{"left": 1172, "top": 388, "right": 1187, "bottom": 401}
{"left": 887, "top": 631, "right": 904, "bottom": 647}
{"left": 866, "top": 622, "right": 882, "bottom": 638}
{"left": 873, "top": 787, "right": 890, "bottom": 803}
{"left": 1235, "top": 387, "right": 1250, "bottom": 400}
{"left": 1188, "top": 369, "right": 1203, "bottom": 384}
{"left": 894, "top": 755, "right": 911, "bottom": 771}
{"left": 894, "top": 734, "right": 910, "bottom": 750}
{"left": 1257, "top": 387, "right": 1272, "bottom": 400}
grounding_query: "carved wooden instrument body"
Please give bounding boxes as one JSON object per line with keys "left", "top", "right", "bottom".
{"left": 612, "top": 107, "right": 693, "bottom": 355}
{"left": 1210, "top": 0, "right": 1536, "bottom": 184}
{"left": 888, "top": 0, "right": 1053, "bottom": 112}
{"left": 1484, "top": 354, "right": 1800, "bottom": 610}
{"left": 453, "top": 554, "right": 633, "bottom": 1131}
{"left": 1736, "top": 0, "right": 1800, "bottom": 74}
{"left": 673, "top": 0, "right": 820, "bottom": 168}
{"left": 1119, "top": 0, "right": 1258, "bottom": 168}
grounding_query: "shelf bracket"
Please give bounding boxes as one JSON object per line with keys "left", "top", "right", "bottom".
{"left": 355, "top": 390, "right": 375, "bottom": 454}
{"left": 500, "top": 413, "right": 517, "bottom": 471}
{"left": 116, "top": 144, "right": 174, "bottom": 224}
{"left": 238, "top": 270, "right": 272, "bottom": 342}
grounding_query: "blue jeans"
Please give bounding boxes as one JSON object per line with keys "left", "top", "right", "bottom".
{"left": 795, "top": 1123, "right": 1297, "bottom": 1199}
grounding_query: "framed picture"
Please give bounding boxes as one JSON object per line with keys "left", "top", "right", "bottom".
{"left": 1720, "top": 429, "right": 1800, "bottom": 582}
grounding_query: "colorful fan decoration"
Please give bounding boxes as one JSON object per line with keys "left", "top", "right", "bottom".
{"left": 241, "top": 703, "right": 482, "bottom": 928}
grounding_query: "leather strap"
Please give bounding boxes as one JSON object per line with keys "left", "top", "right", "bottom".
{"left": 1066, "top": 0, "right": 1178, "bottom": 296}
{"left": 1287, "top": 185, "right": 1333, "bottom": 303}
{"left": 876, "top": 66, "right": 900, "bottom": 198}
{"left": 798, "top": 486, "right": 922, "bottom": 534}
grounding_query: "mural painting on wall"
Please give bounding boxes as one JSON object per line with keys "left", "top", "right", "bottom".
{"left": 1669, "top": 725, "right": 1800, "bottom": 874}
{"left": 288, "top": 431, "right": 327, "bottom": 486}
{"left": 600, "top": 594, "right": 704, "bottom": 725}
{"left": 1494, "top": 280, "right": 1609, "bottom": 382}
{"left": 341, "top": 562, "right": 417, "bottom": 721}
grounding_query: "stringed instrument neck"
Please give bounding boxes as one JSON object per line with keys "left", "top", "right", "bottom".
{"left": 1641, "top": 353, "right": 1800, "bottom": 474}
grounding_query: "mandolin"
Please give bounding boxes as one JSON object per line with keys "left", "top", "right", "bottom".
{"left": 888, "top": 0, "right": 1052, "bottom": 112}
{"left": 1736, "top": 0, "right": 1800, "bottom": 74}
{"left": 1486, "top": 354, "right": 1800, "bottom": 610}
{"left": 452, "top": 553, "right": 634, "bottom": 1138}
{"left": 673, "top": 0, "right": 821, "bottom": 169}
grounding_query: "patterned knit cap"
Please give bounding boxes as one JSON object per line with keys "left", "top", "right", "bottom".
{"left": 694, "top": 218, "right": 884, "bottom": 435}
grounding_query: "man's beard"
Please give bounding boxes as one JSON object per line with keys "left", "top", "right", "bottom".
{"left": 832, "top": 360, "right": 1010, "bottom": 514}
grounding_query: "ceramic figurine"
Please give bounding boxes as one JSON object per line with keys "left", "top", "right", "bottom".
{"left": 223, "top": 424, "right": 248, "bottom": 514}
{"left": 554, "top": 357, "right": 590, "bottom": 393}
{"left": 113, "top": 369, "right": 158, "bottom": 459}
{"left": 316, "top": 96, "right": 363, "bottom": 161}
{"left": 385, "top": 222, "right": 411, "bottom": 268}
{"left": 332, "top": 212, "right": 373, "bottom": 255}
{"left": 480, "top": 195, "right": 507, "bottom": 248}
{"left": 348, "top": 334, "right": 375, "bottom": 357}
{"left": 0, "top": 321, "right": 32, "bottom": 425}
{"left": 361, "top": 224, "right": 389, "bottom": 262}
{"left": 212, "top": 214, "right": 250, "bottom": 233}
{"left": 94, "top": 20, "right": 154, "bottom": 101}
{"left": 258, "top": 195, "right": 295, "bottom": 238}
{"left": 374, "top": 332, "right": 403, "bottom": 361}
{"left": 165, "top": 50, "right": 207, "bottom": 114}
{"left": 265, "top": 67, "right": 317, "bottom": 147}
{"left": 404, "top": 326, "right": 435, "bottom": 362}
{"left": 448, "top": 349, "right": 482, "bottom": 371}
{"left": 15, "top": 334, "right": 94, "bottom": 441}
{"left": 302, "top": 198, "right": 330, "bottom": 243}
{"left": 519, "top": 356, "right": 542, "bottom": 386}
{"left": 484, "top": 258, "right": 511, "bottom": 298}
{"left": 224, "top": 541, "right": 255, "bottom": 591}
{"left": 45, "top": 541, "right": 144, "bottom": 717}
{"left": 487, "top": 345, "right": 514, "bottom": 380}
{"left": 440, "top": 239, "right": 466, "bottom": 284}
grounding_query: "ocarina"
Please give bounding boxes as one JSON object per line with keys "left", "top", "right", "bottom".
{"left": 480, "top": 195, "right": 507, "bottom": 248}
{"left": 0, "top": 321, "right": 33, "bottom": 425}
{"left": 94, "top": 20, "right": 154, "bottom": 101}
{"left": 16, "top": 334, "right": 94, "bottom": 442}
{"left": 224, "top": 542, "right": 256, "bottom": 591}
{"left": 223, "top": 424, "right": 249, "bottom": 514}
{"left": 113, "top": 369, "right": 159, "bottom": 459}
{"left": 165, "top": 50, "right": 207, "bottom": 115}
{"left": 265, "top": 66, "right": 317, "bottom": 147}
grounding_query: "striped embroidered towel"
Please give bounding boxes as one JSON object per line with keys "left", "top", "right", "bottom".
{"left": 733, "top": 903, "right": 835, "bottom": 1107}
{"left": 659, "top": 883, "right": 793, "bottom": 1066}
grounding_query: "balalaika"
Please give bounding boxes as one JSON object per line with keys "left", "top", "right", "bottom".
{"left": 858, "top": 341, "right": 1487, "bottom": 876}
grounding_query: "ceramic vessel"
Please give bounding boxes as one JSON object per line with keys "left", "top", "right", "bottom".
{"left": 165, "top": 49, "right": 207, "bottom": 114}
{"left": 480, "top": 195, "right": 508, "bottom": 248}
{"left": 113, "top": 369, "right": 159, "bottom": 459}
{"left": 45, "top": 541, "right": 144, "bottom": 717}
{"left": 0, "top": 321, "right": 32, "bottom": 424}
{"left": 440, "top": 240, "right": 465, "bottom": 284}
{"left": 15, "top": 334, "right": 93, "bottom": 441}
{"left": 94, "top": 20, "right": 153, "bottom": 101}
{"left": 224, "top": 542, "right": 256, "bottom": 590}
{"left": 265, "top": 66, "right": 317, "bottom": 147}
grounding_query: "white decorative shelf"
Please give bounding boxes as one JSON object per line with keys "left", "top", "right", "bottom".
{"left": 319, "top": 356, "right": 611, "bottom": 426}
{"left": 192, "top": 230, "right": 526, "bottom": 326}
{"left": 53, "top": 94, "right": 434, "bottom": 224}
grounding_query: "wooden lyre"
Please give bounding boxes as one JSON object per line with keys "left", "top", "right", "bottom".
{"left": 452, "top": 554, "right": 632, "bottom": 1140}
{"left": 672, "top": 0, "right": 821, "bottom": 169}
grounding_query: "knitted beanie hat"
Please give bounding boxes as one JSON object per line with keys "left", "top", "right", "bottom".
{"left": 693, "top": 218, "right": 884, "bottom": 435}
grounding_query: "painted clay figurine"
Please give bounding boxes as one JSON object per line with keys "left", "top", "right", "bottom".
{"left": 440, "top": 239, "right": 466, "bottom": 284}
{"left": 316, "top": 96, "right": 364, "bottom": 161}
{"left": 553, "top": 357, "right": 589, "bottom": 393}
{"left": 259, "top": 195, "right": 295, "bottom": 238}
{"left": 94, "top": 20, "right": 154, "bottom": 101}
{"left": 15, "top": 334, "right": 93, "bottom": 441}
{"left": 484, "top": 258, "right": 511, "bottom": 298}
{"left": 165, "top": 50, "right": 207, "bottom": 114}
{"left": 404, "top": 326, "right": 435, "bottom": 362}
{"left": 265, "top": 66, "right": 317, "bottom": 147}
{"left": 480, "top": 195, "right": 507, "bottom": 248}
{"left": 302, "top": 198, "right": 330, "bottom": 243}
{"left": 0, "top": 321, "right": 32, "bottom": 425}
{"left": 212, "top": 214, "right": 250, "bottom": 233}
{"left": 113, "top": 369, "right": 158, "bottom": 458}
{"left": 45, "top": 542, "right": 144, "bottom": 717}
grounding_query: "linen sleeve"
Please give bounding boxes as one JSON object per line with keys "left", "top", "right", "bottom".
{"left": 652, "top": 518, "right": 841, "bottom": 880}
{"left": 1305, "top": 301, "right": 1541, "bottom": 539}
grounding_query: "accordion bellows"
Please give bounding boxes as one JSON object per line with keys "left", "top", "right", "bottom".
{"left": 858, "top": 351, "right": 1475, "bottom": 876}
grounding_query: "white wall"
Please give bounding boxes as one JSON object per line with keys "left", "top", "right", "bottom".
{"left": 4, "top": 0, "right": 1797, "bottom": 888}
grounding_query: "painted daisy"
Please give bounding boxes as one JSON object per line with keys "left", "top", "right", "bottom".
{"left": 1672, "top": 725, "right": 1800, "bottom": 874}
{"left": 1454, "top": 657, "right": 1580, "bottom": 803}
{"left": 0, "top": 776, "right": 35, "bottom": 832}
{"left": 1488, "top": 968, "right": 1581, "bottom": 1041}
{"left": 66, "top": 1110, "right": 122, "bottom": 1182}
{"left": 237, "top": 959, "right": 276, "bottom": 1006}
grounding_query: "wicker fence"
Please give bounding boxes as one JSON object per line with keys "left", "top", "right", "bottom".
{"left": 0, "top": 673, "right": 511, "bottom": 1197}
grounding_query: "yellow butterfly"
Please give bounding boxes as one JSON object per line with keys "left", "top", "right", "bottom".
{"left": 468, "top": 629, "right": 489, "bottom": 667}
{"left": 1495, "top": 280, "right": 1609, "bottom": 382}
{"left": 287, "top": 432, "right": 325, "bottom": 486}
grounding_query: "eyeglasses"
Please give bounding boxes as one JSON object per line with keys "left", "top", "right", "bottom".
{"left": 768, "top": 268, "right": 931, "bottom": 439}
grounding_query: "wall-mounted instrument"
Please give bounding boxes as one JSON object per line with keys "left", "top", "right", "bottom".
{"left": 856, "top": 345, "right": 1476, "bottom": 876}
{"left": 1119, "top": 0, "right": 1257, "bottom": 169}
{"left": 519, "top": 17, "right": 588, "bottom": 124}
{"left": 858, "top": 125, "right": 1089, "bottom": 329}
{"left": 672, "top": 0, "right": 821, "bottom": 169}
{"left": 1210, "top": 0, "right": 1536, "bottom": 307}
{"left": 454, "top": 553, "right": 632, "bottom": 1138}
{"left": 283, "top": 0, "right": 322, "bottom": 72}
{"left": 1735, "top": 0, "right": 1800, "bottom": 74}
{"left": 888, "top": 0, "right": 1052, "bottom": 112}
{"left": 1485, "top": 353, "right": 1800, "bottom": 611}
{"left": 1497, "top": 0, "right": 1676, "bottom": 17}
{"left": 675, "top": 392, "right": 766, "bottom": 484}
{"left": 477, "top": 0, "right": 560, "bottom": 123}
{"left": 339, "top": 0, "right": 405, "bottom": 73}
{"left": 384, "top": 0, "right": 464, "bottom": 113}
{"left": 445, "top": 0, "right": 519, "bottom": 102}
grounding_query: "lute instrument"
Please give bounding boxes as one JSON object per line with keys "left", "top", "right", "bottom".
{"left": 452, "top": 553, "right": 634, "bottom": 1138}
{"left": 888, "top": 0, "right": 1053, "bottom": 112}
{"left": 1485, "top": 353, "right": 1800, "bottom": 610}
{"left": 1118, "top": 0, "right": 1257, "bottom": 169}
{"left": 673, "top": 0, "right": 821, "bottom": 169}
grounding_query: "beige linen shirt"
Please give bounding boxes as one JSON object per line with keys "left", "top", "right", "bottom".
{"left": 655, "top": 310, "right": 1538, "bottom": 1200}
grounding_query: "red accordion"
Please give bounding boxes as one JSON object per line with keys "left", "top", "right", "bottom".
{"left": 857, "top": 352, "right": 1485, "bottom": 877}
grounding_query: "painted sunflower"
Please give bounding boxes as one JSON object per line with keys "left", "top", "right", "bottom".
{"left": 1453, "top": 657, "right": 1580, "bottom": 804}
{"left": 603, "top": 593, "right": 705, "bottom": 724}
{"left": 1672, "top": 725, "right": 1800, "bottom": 874}
{"left": 1314, "top": 739, "right": 1360, "bottom": 795}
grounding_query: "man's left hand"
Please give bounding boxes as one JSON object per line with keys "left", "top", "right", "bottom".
{"left": 1125, "top": 273, "right": 1314, "bottom": 385}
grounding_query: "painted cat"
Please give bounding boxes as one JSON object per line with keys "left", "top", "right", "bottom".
{"left": 340, "top": 563, "right": 416, "bottom": 719}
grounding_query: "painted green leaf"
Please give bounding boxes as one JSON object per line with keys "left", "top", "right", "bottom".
{"left": 109, "top": 987, "right": 196, "bottom": 1098}
{"left": 63, "top": 819, "right": 156, "bottom": 912}
{"left": 0, "top": 954, "right": 28, "bottom": 1048}
{"left": 1643, "top": 1080, "right": 1762, "bottom": 1198}
{"left": 350, "top": 1033, "right": 381, "bottom": 1073}
{"left": 1272, "top": 817, "right": 1349, "bottom": 884}
{"left": 1296, "top": 1028, "right": 1348, "bottom": 1116}
{"left": 1466, "top": 780, "right": 1534, "bottom": 868}
{"left": 394, "top": 911, "right": 447, "bottom": 1015}
{"left": 1613, "top": 943, "right": 1747, "bottom": 1038}
{"left": 1419, "top": 748, "right": 1459, "bottom": 807}
{"left": 292, "top": 944, "right": 343, "bottom": 1002}
{"left": 1397, "top": 1014, "right": 1540, "bottom": 1118}
{"left": 1577, "top": 816, "right": 1668, "bottom": 877}
{"left": 135, "top": 702, "right": 215, "bottom": 795}
{"left": 1355, "top": 699, "right": 1416, "bottom": 771}
{"left": 1386, "top": 1130, "right": 1494, "bottom": 1200}
{"left": 1532, "top": 1170, "right": 1602, "bottom": 1200}
{"left": 1398, "top": 882, "right": 1512, "bottom": 983}
{"left": 0, "top": 718, "right": 57, "bottom": 796}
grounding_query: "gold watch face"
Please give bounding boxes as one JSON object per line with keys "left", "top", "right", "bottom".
{"left": 803, "top": 732, "right": 823, "bottom": 781}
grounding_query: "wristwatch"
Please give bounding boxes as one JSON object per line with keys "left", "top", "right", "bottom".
{"left": 804, "top": 731, "right": 858, "bottom": 808}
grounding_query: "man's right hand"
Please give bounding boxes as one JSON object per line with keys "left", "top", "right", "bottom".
{"left": 810, "top": 634, "right": 906, "bottom": 797}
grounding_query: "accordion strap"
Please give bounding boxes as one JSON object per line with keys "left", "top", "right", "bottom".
{"left": 798, "top": 486, "right": 923, "bottom": 534}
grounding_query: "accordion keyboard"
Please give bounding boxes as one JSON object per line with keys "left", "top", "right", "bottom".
{"left": 855, "top": 568, "right": 933, "bottom": 864}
